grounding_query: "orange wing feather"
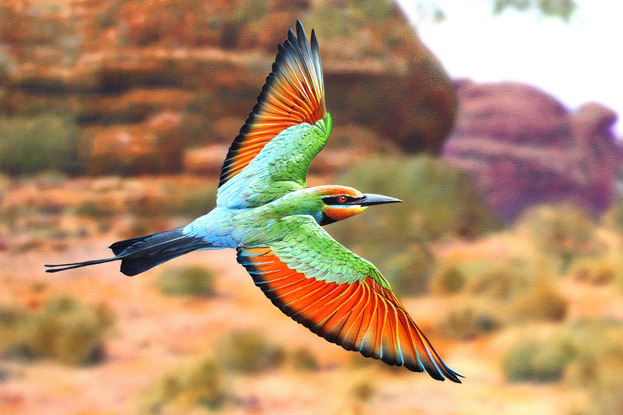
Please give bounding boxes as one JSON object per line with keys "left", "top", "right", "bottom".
{"left": 219, "top": 21, "right": 326, "bottom": 187}
{"left": 237, "top": 246, "right": 463, "bottom": 382}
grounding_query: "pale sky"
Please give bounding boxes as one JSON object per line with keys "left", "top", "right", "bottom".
{"left": 396, "top": 0, "right": 622, "bottom": 137}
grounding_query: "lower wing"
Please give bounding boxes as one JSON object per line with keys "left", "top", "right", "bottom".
{"left": 237, "top": 244, "right": 462, "bottom": 382}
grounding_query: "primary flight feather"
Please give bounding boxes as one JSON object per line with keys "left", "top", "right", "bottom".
{"left": 46, "top": 21, "right": 462, "bottom": 383}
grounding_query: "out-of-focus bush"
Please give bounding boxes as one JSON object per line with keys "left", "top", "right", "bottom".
{"left": 430, "top": 263, "right": 466, "bottom": 295}
{"left": 216, "top": 330, "right": 285, "bottom": 373}
{"left": 507, "top": 280, "right": 567, "bottom": 322}
{"left": 0, "top": 113, "right": 80, "bottom": 175}
{"left": 0, "top": 296, "right": 115, "bottom": 366}
{"left": 514, "top": 203, "right": 602, "bottom": 272}
{"left": 554, "top": 322, "right": 623, "bottom": 415}
{"left": 515, "top": 201, "right": 623, "bottom": 291}
{"left": 381, "top": 244, "right": 434, "bottom": 296}
{"left": 329, "top": 155, "right": 499, "bottom": 296}
{"left": 73, "top": 200, "right": 119, "bottom": 219}
{"left": 568, "top": 251, "right": 623, "bottom": 290}
{"left": 442, "top": 300, "right": 502, "bottom": 339}
{"left": 503, "top": 331, "right": 573, "bottom": 383}
{"left": 435, "top": 258, "right": 567, "bottom": 338}
{"left": 350, "top": 379, "right": 376, "bottom": 403}
{"left": 141, "top": 357, "right": 224, "bottom": 414}
{"left": 157, "top": 265, "right": 216, "bottom": 297}
{"left": 504, "top": 320, "right": 623, "bottom": 414}
{"left": 291, "top": 347, "right": 319, "bottom": 372}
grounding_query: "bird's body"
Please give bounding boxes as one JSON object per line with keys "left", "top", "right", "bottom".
{"left": 46, "top": 22, "right": 462, "bottom": 383}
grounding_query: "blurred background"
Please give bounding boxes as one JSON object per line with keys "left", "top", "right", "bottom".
{"left": 0, "top": 0, "right": 621, "bottom": 414}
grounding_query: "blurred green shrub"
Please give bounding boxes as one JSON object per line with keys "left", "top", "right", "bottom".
{"left": 350, "top": 379, "right": 376, "bottom": 403}
{"left": 569, "top": 253, "right": 623, "bottom": 289}
{"left": 507, "top": 280, "right": 567, "bottom": 322}
{"left": 430, "top": 263, "right": 466, "bottom": 295}
{"left": 515, "top": 203, "right": 602, "bottom": 272}
{"left": 442, "top": 301, "right": 502, "bottom": 339}
{"left": 0, "top": 113, "right": 80, "bottom": 175}
{"left": 216, "top": 330, "right": 285, "bottom": 373}
{"left": 141, "top": 357, "right": 224, "bottom": 413}
{"left": 0, "top": 296, "right": 114, "bottom": 366}
{"left": 158, "top": 265, "right": 216, "bottom": 297}
{"left": 504, "top": 320, "right": 623, "bottom": 414}
{"left": 329, "top": 155, "right": 499, "bottom": 296}
{"left": 503, "top": 332, "right": 574, "bottom": 383}
{"left": 74, "top": 200, "right": 119, "bottom": 218}
{"left": 436, "top": 258, "right": 567, "bottom": 338}
{"left": 568, "top": 322, "right": 623, "bottom": 415}
{"left": 291, "top": 347, "right": 319, "bottom": 372}
{"left": 381, "top": 245, "right": 435, "bottom": 296}
{"left": 516, "top": 201, "right": 623, "bottom": 291}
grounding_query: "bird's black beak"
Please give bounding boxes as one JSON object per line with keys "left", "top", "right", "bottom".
{"left": 359, "top": 193, "right": 402, "bottom": 206}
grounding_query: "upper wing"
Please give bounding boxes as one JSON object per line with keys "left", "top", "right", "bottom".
{"left": 218, "top": 21, "right": 326, "bottom": 189}
{"left": 237, "top": 216, "right": 462, "bottom": 382}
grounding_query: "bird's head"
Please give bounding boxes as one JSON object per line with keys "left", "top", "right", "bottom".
{"left": 314, "top": 185, "right": 402, "bottom": 225}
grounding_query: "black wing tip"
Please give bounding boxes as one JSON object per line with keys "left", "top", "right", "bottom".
{"left": 431, "top": 363, "right": 464, "bottom": 383}
{"left": 447, "top": 371, "right": 465, "bottom": 383}
{"left": 310, "top": 28, "right": 318, "bottom": 49}
{"left": 422, "top": 354, "right": 464, "bottom": 383}
{"left": 296, "top": 20, "right": 307, "bottom": 43}
{"left": 431, "top": 365, "right": 464, "bottom": 383}
{"left": 288, "top": 27, "right": 298, "bottom": 45}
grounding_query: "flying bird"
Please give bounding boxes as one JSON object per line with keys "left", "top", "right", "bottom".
{"left": 46, "top": 21, "right": 462, "bottom": 383}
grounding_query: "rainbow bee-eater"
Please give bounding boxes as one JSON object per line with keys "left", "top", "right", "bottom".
{"left": 46, "top": 21, "right": 462, "bottom": 382}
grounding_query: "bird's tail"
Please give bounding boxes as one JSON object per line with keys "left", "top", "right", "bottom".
{"left": 45, "top": 227, "right": 209, "bottom": 276}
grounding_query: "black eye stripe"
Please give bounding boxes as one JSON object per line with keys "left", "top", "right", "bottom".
{"left": 322, "top": 195, "right": 363, "bottom": 205}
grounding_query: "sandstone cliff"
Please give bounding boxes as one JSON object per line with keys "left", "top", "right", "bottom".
{"left": 0, "top": 0, "right": 457, "bottom": 175}
{"left": 442, "top": 80, "right": 621, "bottom": 221}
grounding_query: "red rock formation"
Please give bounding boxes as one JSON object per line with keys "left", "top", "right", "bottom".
{"left": 442, "top": 80, "right": 621, "bottom": 221}
{"left": 0, "top": 0, "right": 457, "bottom": 175}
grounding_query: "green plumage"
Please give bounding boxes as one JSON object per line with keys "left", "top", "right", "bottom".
{"left": 240, "top": 214, "right": 390, "bottom": 288}
{"left": 217, "top": 114, "right": 332, "bottom": 209}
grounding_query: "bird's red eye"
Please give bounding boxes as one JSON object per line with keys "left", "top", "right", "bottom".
{"left": 338, "top": 195, "right": 348, "bottom": 203}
